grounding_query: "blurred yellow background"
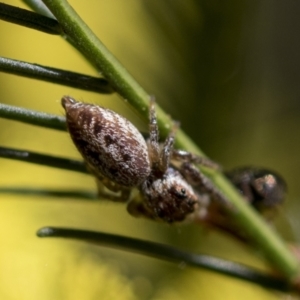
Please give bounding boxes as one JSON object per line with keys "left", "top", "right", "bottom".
{"left": 0, "top": 0, "right": 300, "bottom": 299}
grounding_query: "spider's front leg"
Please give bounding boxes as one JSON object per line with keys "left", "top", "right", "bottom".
{"left": 170, "top": 147, "right": 229, "bottom": 206}
{"left": 171, "top": 149, "right": 221, "bottom": 170}
{"left": 130, "top": 97, "right": 203, "bottom": 223}
{"left": 148, "top": 96, "right": 180, "bottom": 174}
{"left": 179, "top": 162, "right": 230, "bottom": 207}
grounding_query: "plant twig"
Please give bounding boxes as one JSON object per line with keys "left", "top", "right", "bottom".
{"left": 39, "top": 0, "right": 299, "bottom": 278}
{"left": 0, "top": 2, "right": 61, "bottom": 34}
{"left": 0, "top": 146, "right": 87, "bottom": 174}
{"left": 37, "top": 226, "right": 294, "bottom": 293}
{"left": 0, "top": 56, "right": 113, "bottom": 94}
{"left": 0, "top": 102, "right": 66, "bottom": 130}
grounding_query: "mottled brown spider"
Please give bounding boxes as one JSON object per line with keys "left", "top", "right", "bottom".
{"left": 62, "top": 95, "right": 227, "bottom": 223}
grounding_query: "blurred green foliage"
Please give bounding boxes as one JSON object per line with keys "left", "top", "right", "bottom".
{"left": 0, "top": 0, "right": 300, "bottom": 299}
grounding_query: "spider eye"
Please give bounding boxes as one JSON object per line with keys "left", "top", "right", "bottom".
{"left": 171, "top": 187, "right": 188, "bottom": 199}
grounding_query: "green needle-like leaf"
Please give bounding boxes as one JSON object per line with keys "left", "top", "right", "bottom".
{"left": 0, "top": 56, "right": 113, "bottom": 94}
{"left": 0, "top": 2, "right": 61, "bottom": 34}
{"left": 37, "top": 226, "right": 294, "bottom": 293}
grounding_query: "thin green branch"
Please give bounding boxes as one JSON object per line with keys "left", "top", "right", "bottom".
{"left": 37, "top": 226, "right": 294, "bottom": 293}
{"left": 41, "top": 0, "right": 175, "bottom": 137}
{"left": 0, "top": 56, "right": 113, "bottom": 94}
{"left": 0, "top": 102, "right": 66, "bottom": 130}
{"left": 0, "top": 2, "right": 61, "bottom": 34}
{"left": 0, "top": 146, "right": 87, "bottom": 174}
{"left": 39, "top": 0, "right": 299, "bottom": 278}
{"left": 0, "top": 187, "right": 97, "bottom": 200}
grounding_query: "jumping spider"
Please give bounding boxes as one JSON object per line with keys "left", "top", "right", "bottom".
{"left": 62, "top": 96, "right": 226, "bottom": 223}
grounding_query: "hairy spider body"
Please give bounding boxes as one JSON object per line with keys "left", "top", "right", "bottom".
{"left": 62, "top": 96, "right": 221, "bottom": 223}
{"left": 62, "top": 96, "right": 288, "bottom": 226}
{"left": 62, "top": 97, "right": 151, "bottom": 187}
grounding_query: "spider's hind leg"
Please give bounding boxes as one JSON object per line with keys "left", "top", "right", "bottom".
{"left": 87, "top": 164, "right": 131, "bottom": 202}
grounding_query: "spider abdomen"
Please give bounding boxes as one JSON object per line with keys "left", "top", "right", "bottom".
{"left": 62, "top": 96, "right": 151, "bottom": 187}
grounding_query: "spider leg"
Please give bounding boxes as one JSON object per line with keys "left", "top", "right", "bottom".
{"left": 148, "top": 96, "right": 179, "bottom": 174}
{"left": 127, "top": 195, "right": 157, "bottom": 220}
{"left": 159, "top": 121, "right": 179, "bottom": 173}
{"left": 148, "top": 96, "right": 160, "bottom": 170}
{"left": 179, "top": 162, "right": 230, "bottom": 207}
{"left": 86, "top": 163, "right": 131, "bottom": 202}
{"left": 172, "top": 149, "right": 221, "bottom": 170}
{"left": 95, "top": 178, "right": 131, "bottom": 202}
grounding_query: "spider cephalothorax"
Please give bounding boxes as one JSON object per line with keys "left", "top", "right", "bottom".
{"left": 62, "top": 95, "right": 225, "bottom": 223}
{"left": 140, "top": 167, "right": 199, "bottom": 222}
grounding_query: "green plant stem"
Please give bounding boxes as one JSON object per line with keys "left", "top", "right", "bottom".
{"left": 39, "top": 0, "right": 299, "bottom": 278}
{"left": 41, "top": 0, "right": 175, "bottom": 138}
{"left": 37, "top": 226, "right": 295, "bottom": 293}
{"left": 0, "top": 2, "right": 61, "bottom": 34}
{"left": 0, "top": 56, "right": 113, "bottom": 94}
